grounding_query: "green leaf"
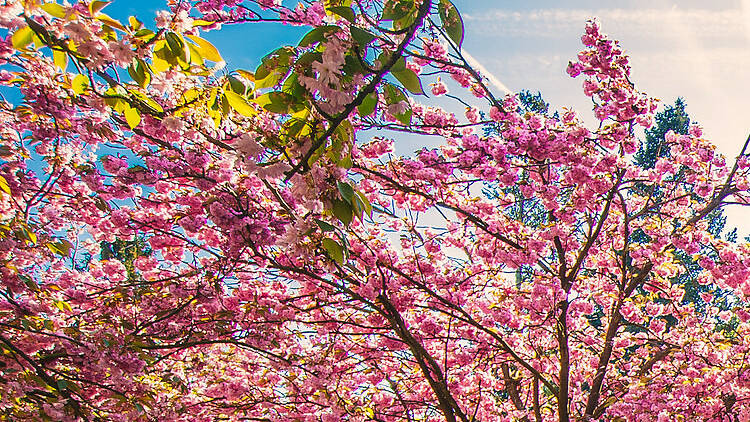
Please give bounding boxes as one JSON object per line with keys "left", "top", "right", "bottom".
{"left": 391, "top": 56, "right": 407, "bottom": 72}
{"left": 337, "top": 181, "right": 355, "bottom": 204}
{"left": 11, "top": 26, "right": 34, "bottom": 50}
{"left": 227, "top": 75, "right": 246, "bottom": 95}
{"left": 224, "top": 91, "right": 256, "bottom": 117}
{"left": 123, "top": 106, "right": 140, "bottom": 129}
{"left": 282, "top": 73, "right": 305, "bottom": 100}
{"left": 165, "top": 32, "right": 184, "bottom": 58}
{"left": 47, "top": 240, "right": 73, "bottom": 257}
{"left": 128, "top": 60, "right": 148, "bottom": 88}
{"left": 329, "top": 6, "right": 355, "bottom": 22}
{"left": 255, "top": 46, "right": 294, "bottom": 88}
{"left": 350, "top": 27, "right": 375, "bottom": 47}
{"left": 383, "top": 83, "right": 412, "bottom": 124}
{"left": 395, "top": 108, "right": 412, "bottom": 125}
{"left": 296, "top": 51, "right": 322, "bottom": 69}
{"left": 322, "top": 238, "right": 344, "bottom": 264}
{"left": 315, "top": 219, "right": 337, "bottom": 232}
{"left": 185, "top": 34, "right": 223, "bottom": 62}
{"left": 254, "top": 66, "right": 287, "bottom": 89}
{"left": 392, "top": 68, "right": 424, "bottom": 95}
{"left": 382, "top": 0, "right": 414, "bottom": 21}
{"left": 355, "top": 190, "right": 373, "bottom": 218}
{"left": 128, "top": 88, "right": 163, "bottom": 113}
{"left": 20, "top": 225, "right": 37, "bottom": 244}
{"left": 438, "top": 0, "right": 464, "bottom": 48}
{"left": 339, "top": 154, "right": 353, "bottom": 169}
{"left": 20, "top": 275, "right": 38, "bottom": 292}
{"left": 298, "top": 26, "right": 340, "bottom": 47}
{"left": 384, "top": 82, "right": 406, "bottom": 103}
{"left": 256, "top": 91, "right": 294, "bottom": 114}
{"left": 283, "top": 117, "right": 309, "bottom": 138}
{"left": 357, "top": 92, "right": 378, "bottom": 117}
{"left": 134, "top": 28, "right": 154, "bottom": 38}
{"left": 332, "top": 199, "right": 353, "bottom": 226}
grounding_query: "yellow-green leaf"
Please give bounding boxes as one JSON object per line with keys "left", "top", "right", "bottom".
{"left": 54, "top": 300, "right": 72, "bottom": 312}
{"left": 53, "top": 50, "right": 67, "bottom": 71}
{"left": 357, "top": 92, "right": 377, "bottom": 117}
{"left": 89, "top": 0, "right": 110, "bottom": 15}
{"left": 41, "top": 3, "right": 67, "bottom": 18}
{"left": 128, "top": 16, "right": 143, "bottom": 30}
{"left": 21, "top": 225, "right": 37, "bottom": 244}
{"left": 322, "top": 238, "right": 344, "bottom": 264}
{"left": 185, "top": 34, "right": 222, "bottom": 62}
{"left": 186, "top": 42, "right": 204, "bottom": 66}
{"left": 46, "top": 240, "right": 72, "bottom": 257}
{"left": 71, "top": 74, "right": 88, "bottom": 95}
{"left": 224, "top": 91, "right": 256, "bottom": 117}
{"left": 129, "top": 89, "right": 163, "bottom": 113}
{"left": 332, "top": 199, "right": 353, "bottom": 226}
{"left": 192, "top": 19, "right": 215, "bottom": 27}
{"left": 97, "top": 14, "right": 127, "bottom": 32}
{"left": 11, "top": 26, "right": 34, "bottom": 50}
{"left": 392, "top": 68, "right": 424, "bottom": 95}
{"left": 124, "top": 106, "right": 140, "bottom": 129}
{"left": 0, "top": 175, "right": 10, "bottom": 195}
{"left": 236, "top": 69, "right": 254, "bottom": 82}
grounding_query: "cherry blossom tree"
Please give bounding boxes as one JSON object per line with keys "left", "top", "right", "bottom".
{"left": 2, "top": 1, "right": 750, "bottom": 421}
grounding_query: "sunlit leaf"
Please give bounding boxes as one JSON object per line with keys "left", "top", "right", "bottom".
{"left": 124, "top": 106, "right": 141, "bottom": 129}
{"left": 97, "top": 14, "right": 127, "bottom": 32}
{"left": 72, "top": 74, "right": 89, "bottom": 95}
{"left": 41, "top": 3, "right": 66, "bottom": 18}
{"left": 0, "top": 175, "right": 10, "bottom": 195}
{"left": 224, "top": 91, "right": 256, "bottom": 117}
{"left": 89, "top": 1, "right": 110, "bottom": 15}
{"left": 11, "top": 26, "right": 34, "bottom": 50}
{"left": 53, "top": 50, "right": 67, "bottom": 71}
{"left": 185, "top": 34, "right": 223, "bottom": 62}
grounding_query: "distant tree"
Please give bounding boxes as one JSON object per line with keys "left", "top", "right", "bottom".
{"left": 635, "top": 97, "right": 690, "bottom": 169}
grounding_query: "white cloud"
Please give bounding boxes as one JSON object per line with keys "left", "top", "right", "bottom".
{"left": 464, "top": 8, "right": 746, "bottom": 41}
{"left": 461, "top": 4, "right": 750, "bottom": 234}
{"left": 462, "top": 49, "right": 513, "bottom": 94}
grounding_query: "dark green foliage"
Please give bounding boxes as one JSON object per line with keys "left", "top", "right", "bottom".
{"left": 633, "top": 100, "right": 735, "bottom": 315}
{"left": 634, "top": 97, "right": 690, "bottom": 169}
{"left": 517, "top": 90, "right": 549, "bottom": 115}
{"left": 100, "top": 236, "right": 152, "bottom": 282}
